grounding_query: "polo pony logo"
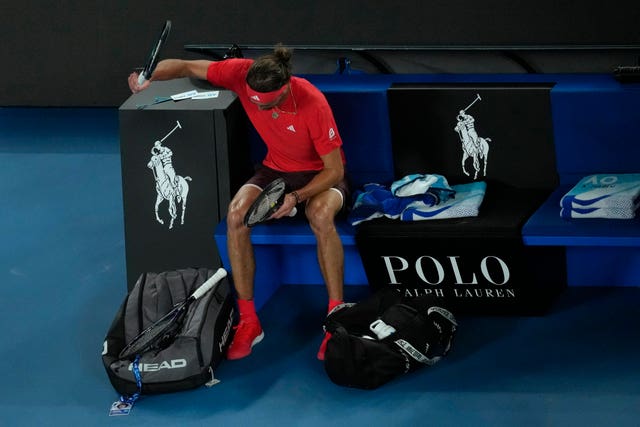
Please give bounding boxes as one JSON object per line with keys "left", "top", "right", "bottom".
{"left": 454, "top": 94, "right": 491, "bottom": 180}
{"left": 147, "top": 120, "right": 192, "bottom": 229}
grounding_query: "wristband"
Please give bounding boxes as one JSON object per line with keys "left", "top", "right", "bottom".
{"left": 291, "top": 191, "right": 301, "bottom": 204}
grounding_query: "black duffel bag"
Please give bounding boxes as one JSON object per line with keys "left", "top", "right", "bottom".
{"left": 323, "top": 288, "right": 457, "bottom": 389}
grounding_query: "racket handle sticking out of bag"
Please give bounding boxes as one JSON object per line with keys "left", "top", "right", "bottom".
{"left": 244, "top": 178, "right": 298, "bottom": 227}
{"left": 118, "top": 267, "right": 227, "bottom": 360}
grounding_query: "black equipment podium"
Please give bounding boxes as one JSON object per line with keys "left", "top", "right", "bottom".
{"left": 119, "top": 78, "right": 251, "bottom": 290}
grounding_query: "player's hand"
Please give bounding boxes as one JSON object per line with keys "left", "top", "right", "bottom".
{"left": 270, "top": 193, "right": 298, "bottom": 219}
{"left": 128, "top": 72, "right": 151, "bottom": 93}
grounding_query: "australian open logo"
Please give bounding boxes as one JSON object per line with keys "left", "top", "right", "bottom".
{"left": 147, "top": 120, "right": 192, "bottom": 229}
{"left": 454, "top": 94, "right": 491, "bottom": 180}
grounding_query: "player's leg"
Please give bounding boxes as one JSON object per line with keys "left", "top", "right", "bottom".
{"left": 225, "top": 184, "right": 265, "bottom": 360}
{"left": 305, "top": 188, "right": 346, "bottom": 360}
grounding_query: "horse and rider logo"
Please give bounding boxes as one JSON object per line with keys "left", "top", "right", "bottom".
{"left": 454, "top": 94, "right": 491, "bottom": 180}
{"left": 147, "top": 120, "right": 192, "bottom": 229}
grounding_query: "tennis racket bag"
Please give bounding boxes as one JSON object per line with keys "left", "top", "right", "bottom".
{"left": 323, "top": 288, "right": 457, "bottom": 389}
{"left": 102, "top": 268, "right": 235, "bottom": 395}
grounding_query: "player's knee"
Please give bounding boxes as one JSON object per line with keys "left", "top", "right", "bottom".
{"left": 226, "top": 205, "right": 246, "bottom": 230}
{"left": 306, "top": 202, "right": 335, "bottom": 234}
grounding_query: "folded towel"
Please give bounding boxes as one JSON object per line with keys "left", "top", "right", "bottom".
{"left": 560, "top": 206, "right": 638, "bottom": 219}
{"left": 561, "top": 194, "right": 640, "bottom": 211}
{"left": 560, "top": 198, "right": 640, "bottom": 219}
{"left": 560, "top": 173, "right": 640, "bottom": 210}
{"left": 401, "top": 181, "right": 487, "bottom": 221}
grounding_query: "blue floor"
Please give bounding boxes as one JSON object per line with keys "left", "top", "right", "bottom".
{"left": 1, "top": 108, "right": 639, "bottom": 426}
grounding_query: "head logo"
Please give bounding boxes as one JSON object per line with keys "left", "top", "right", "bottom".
{"left": 219, "top": 308, "right": 235, "bottom": 353}
{"left": 128, "top": 359, "right": 187, "bottom": 372}
{"left": 251, "top": 95, "right": 261, "bottom": 102}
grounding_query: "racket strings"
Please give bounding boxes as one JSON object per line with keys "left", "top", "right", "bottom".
{"left": 255, "top": 192, "right": 278, "bottom": 217}
{"left": 245, "top": 180, "right": 287, "bottom": 226}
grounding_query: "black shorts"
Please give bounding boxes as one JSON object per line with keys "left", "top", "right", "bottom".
{"left": 245, "top": 165, "right": 351, "bottom": 212}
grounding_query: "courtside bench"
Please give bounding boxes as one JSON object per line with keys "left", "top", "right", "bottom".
{"left": 522, "top": 76, "right": 640, "bottom": 288}
{"left": 214, "top": 73, "right": 640, "bottom": 311}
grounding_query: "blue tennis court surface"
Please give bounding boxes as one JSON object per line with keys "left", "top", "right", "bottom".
{"left": 1, "top": 109, "right": 638, "bottom": 426}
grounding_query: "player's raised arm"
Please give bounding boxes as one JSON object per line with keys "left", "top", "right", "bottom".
{"left": 128, "top": 60, "right": 213, "bottom": 93}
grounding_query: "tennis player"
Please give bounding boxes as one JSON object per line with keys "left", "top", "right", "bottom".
{"left": 129, "top": 44, "right": 349, "bottom": 361}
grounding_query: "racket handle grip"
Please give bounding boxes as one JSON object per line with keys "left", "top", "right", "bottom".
{"left": 289, "top": 206, "right": 297, "bottom": 217}
{"left": 137, "top": 72, "right": 148, "bottom": 86}
{"left": 192, "top": 267, "right": 227, "bottom": 300}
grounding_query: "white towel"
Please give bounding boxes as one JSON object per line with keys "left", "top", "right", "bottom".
{"left": 390, "top": 173, "right": 455, "bottom": 202}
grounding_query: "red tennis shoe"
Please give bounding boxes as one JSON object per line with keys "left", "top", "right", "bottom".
{"left": 227, "top": 319, "right": 264, "bottom": 360}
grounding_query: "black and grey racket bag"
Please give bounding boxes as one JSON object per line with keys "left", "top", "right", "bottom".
{"left": 102, "top": 268, "right": 235, "bottom": 395}
{"left": 323, "top": 288, "right": 457, "bottom": 389}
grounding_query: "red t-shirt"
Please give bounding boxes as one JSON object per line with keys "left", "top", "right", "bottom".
{"left": 206, "top": 59, "right": 345, "bottom": 172}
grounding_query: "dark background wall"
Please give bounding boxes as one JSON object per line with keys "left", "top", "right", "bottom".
{"left": 2, "top": 0, "right": 639, "bottom": 107}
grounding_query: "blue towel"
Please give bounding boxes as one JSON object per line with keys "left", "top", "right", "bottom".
{"left": 401, "top": 182, "right": 487, "bottom": 221}
{"left": 349, "top": 183, "right": 439, "bottom": 225}
{"left": 560, "top": 173, "right": 640, "bottom": 211}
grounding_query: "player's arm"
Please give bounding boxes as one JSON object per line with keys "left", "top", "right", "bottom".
{"left": 273, "top": 149, "right": 344, "bottom": 218}
{"left": 295, "top": 149, "right": 344, "bottom": 203}
{"left": 128, "top": 59, "right": 212, "bottom": 93}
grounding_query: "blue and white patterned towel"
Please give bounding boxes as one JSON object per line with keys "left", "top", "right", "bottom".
{"left": 560, "top": 173, "right": 640, "bottom": 211}
{"left": 348, "top": 180, "right": 485, "bottom": 225}
{"left": 401, "top": 181, "right": 487, "bottom": 221}
{"left": 348, "top": 183, "right": 440, "bottom": 225}
{"left": 560, "top": 200, "right": 640, "bottom": 219}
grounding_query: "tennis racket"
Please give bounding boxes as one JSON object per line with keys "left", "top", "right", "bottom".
{"left": 137, "top": 20, "right": 172, "bottom": 86}
{"left": 243, "top": 178, "right": 298, "bottom": 227}
{"left": 118, "top": 267, "right": 227, "bottom": 360}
